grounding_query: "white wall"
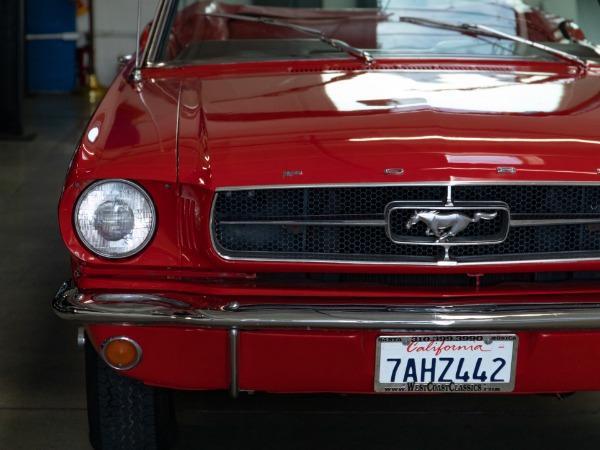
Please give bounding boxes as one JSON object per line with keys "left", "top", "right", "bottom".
{"left": 539, "top": 0, "right": 579, "bottom": 20}
{"left": 575, "top": 0, "right": 600, "bottom": 44}
{"left": 93, "top": 0, "right": 160, "bottom": 86}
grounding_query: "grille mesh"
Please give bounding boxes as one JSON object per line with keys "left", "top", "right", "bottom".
{"left": 453, "top": 185, "right": 600, "bottom": 217}
{"left": 215, "top": 186, "right": 446, "bottom": 221}
{"left": 211, "top": 185, "right": 600, "bottom": 264}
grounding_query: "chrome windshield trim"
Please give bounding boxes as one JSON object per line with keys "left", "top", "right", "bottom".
{"left": 143, "top": 0, "right": 176, "bottom": 66}
{"left": 53, "top": 284, "right": 600, "bottom": 331}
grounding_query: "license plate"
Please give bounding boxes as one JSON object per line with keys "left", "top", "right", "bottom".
{"left": 375, "top": 334, "right": 518, "bottom": 393}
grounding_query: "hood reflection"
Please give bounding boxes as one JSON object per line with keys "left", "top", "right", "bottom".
{"left": 323, "top": 71, "right": 565, "bottom": 113}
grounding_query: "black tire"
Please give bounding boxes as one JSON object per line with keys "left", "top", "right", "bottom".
{"left": 85, "top": 338, "right": 176, "bottom": 450}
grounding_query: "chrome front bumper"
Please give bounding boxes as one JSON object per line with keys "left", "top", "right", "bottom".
{"left": 52, "top": 281, "right": 600, "bottom": 331}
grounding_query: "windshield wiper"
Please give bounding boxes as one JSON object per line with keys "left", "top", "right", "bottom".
{"left": 398, "top": 16, "right": 588, "bottom": 73}
{"left": 201, "top": 12, "right": 375, "bottom": 66}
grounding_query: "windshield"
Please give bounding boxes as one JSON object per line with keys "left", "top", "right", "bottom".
{"left": 155, "top": 0, "right": 600, "bottom": 64}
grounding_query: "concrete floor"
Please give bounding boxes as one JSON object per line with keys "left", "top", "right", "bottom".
{"left": 3, "top": 94, "right": 600, "bottom": 449}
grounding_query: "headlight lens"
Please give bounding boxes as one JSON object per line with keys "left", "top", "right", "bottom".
{"left": 75, "top": 180, "right": 156, "bottom": 258}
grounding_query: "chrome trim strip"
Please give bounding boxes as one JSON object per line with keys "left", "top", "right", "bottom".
{"left": 53, "top": 285, "right": 600, "bottom": 331}
{"left": 219, "top": 219, "right": 386, "bottom": 227}
{"left": 511, "top": 218, "right": 600, "bottom": 227}
{"left": 222, "top": 218, "right": 600, "bottom": 228}
{"left": 208, "top": 253, "right": 600, "bottom": 267}
{"left": 220, "top": 218, "right": 600, "bottom": 228}
{"left": 215, "top": 181, "right": 600, "bottom": 192}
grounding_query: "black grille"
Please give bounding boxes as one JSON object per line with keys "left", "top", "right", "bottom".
{"left": 215, "top": 186, "right": 446, "bottom": 220}
{"left": 211, "top": 185, "right": 600, "bottom": 264}
{"left": 453, "top": 185, "right": 600, "bottom": 217}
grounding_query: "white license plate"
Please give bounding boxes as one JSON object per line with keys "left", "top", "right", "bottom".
{"left": 375, "top": 334, "right": 518, "bottom": 393}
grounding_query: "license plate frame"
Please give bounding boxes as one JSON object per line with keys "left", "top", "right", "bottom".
{"left": 374, "top": 334, "right": 518, "bottom": 393}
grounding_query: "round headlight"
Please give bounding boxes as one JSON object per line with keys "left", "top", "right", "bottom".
{"left": 75, "top": 180, "right": 156, "bottom": 258}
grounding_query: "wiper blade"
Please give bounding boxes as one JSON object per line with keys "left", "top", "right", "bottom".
{"left": 201, "top": 12, "right": 375, "bottom": 66}
{"left": 399, "top": 16, "right": 588, "bottom": 73}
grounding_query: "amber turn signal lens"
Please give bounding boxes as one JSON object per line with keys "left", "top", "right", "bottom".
{"left": 102, "top": 337, "right": 142, "bottom": 370}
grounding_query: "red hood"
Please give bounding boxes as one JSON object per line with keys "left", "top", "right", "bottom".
{"left": 177, "top": 63, "right": 600, "bottom": 189}
{"left": 69, "top": 73, "right": 180, "bottom": 183}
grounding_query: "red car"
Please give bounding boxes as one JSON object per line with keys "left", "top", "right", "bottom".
{"left": 53, "top": 0, "right": 600, "bottom": 448}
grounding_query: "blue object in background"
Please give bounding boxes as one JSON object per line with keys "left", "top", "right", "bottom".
{"left": 26, "top": 0, "right": 77, "bottom": 93}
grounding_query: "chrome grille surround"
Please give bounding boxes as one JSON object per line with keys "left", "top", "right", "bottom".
{"left": 210, "top": 183, "right": 600, "bottom": 266}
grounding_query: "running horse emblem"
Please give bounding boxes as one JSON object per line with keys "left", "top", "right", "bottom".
{"left": 406, "top": 210, "right": 498, "bottom": 242}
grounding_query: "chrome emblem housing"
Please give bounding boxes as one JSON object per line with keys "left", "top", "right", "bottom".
{"left": 385, "top": 201, "right": 510, "bottom": 246}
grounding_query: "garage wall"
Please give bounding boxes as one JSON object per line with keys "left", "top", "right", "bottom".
{"left": 94, "top": 0, "right": 159, "bottom": 86}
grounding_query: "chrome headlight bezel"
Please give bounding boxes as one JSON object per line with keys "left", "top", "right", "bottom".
{"left": 74, "top": 179, "right": 157, "bottom": 259}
